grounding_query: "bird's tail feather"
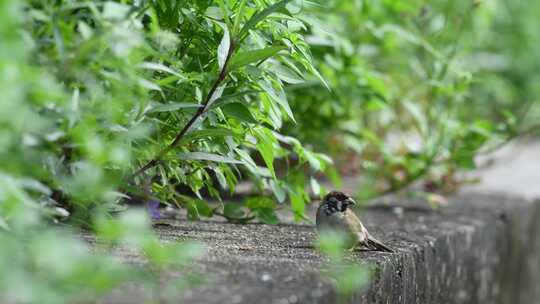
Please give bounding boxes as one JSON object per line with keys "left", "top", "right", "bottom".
{"left": 367, "top": 235, "right": 394, "bottom": 253}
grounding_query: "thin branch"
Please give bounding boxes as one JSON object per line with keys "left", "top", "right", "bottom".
{"left": 129, "top": 40, "right": 236, "bottom": 181}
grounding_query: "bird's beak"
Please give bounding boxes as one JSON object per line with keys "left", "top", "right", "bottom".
{"left": 346, "top": 198, "right": 356, "bottom": 206}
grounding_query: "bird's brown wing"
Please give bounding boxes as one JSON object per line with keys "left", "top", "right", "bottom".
{"left": 344, "top": 210, "right": 394, "bottom": 252}
{"left": 317, "top": 206, "right": 394, "bottom": 252}
{"left": 343, "top": 209, "right": 369, "bottom": 244}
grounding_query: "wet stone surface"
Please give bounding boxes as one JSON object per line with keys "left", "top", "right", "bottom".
{"left": 102, "top": 192, "right": 540, "bottom": 304}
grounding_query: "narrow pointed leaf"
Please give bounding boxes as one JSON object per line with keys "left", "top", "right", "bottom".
{"left": 138, "top": 62, "right": 184, "bottom": 78}
{"left": 217, "top": 26, "right": 231, "bottom": 70}
{"left": 253, "top": 127, "right": 277, "bottom": 179}
{"left": 180, "top": 128, "right": 238, "bottom": 143}
{"left": 221, "top": 102, "right": 257, "bottom": 123}
{"left": 259, "top": 79, "right": 295, "bottom": 122}
{"left": 229, "top": 45, "right": 287, "bottom": 71}
{"left": 209, "top": 90, "right": 261, "bottom": 109}
{"left": 206, "top": 83, "right": 227, "bottom": 109}
{"left": 178, "top": 152, "right": 243, "bottom": 164}
{"left": 149, "top": 102, "right": 202, "bottom": 113}
{"left": 238, "top": 0, "right": 291, "bottom": 40}
{"left": 232, "top": 0, "right": 247, "bottom": 34}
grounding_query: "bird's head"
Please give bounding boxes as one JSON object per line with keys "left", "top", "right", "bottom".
{"left": 321, "top": 191, "right": 356, "bottom": 213}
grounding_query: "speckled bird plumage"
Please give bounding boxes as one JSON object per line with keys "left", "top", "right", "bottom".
{"left": 316, "top": 191, "right": 394, "bottom": 252}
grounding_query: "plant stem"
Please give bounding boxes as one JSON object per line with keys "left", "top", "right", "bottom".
{"left": 130, "top": 40, "right": 236, "bottom": 180}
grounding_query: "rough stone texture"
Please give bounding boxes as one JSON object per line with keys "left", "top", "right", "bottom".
{"left": 100, "top": 140, "right": 540, "bottom": 303}
{"left": 103, "top": 192, "right": 540, "bottom": 304}
{"left": 496, "top": 196, "right": 540, "bottom": 304}
{"left": 357, "top": 194, "right": 540, "bottom": 304}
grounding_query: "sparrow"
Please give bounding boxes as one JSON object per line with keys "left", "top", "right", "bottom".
{"left": 316, "top": 191, "right": 394, "bottom": 253}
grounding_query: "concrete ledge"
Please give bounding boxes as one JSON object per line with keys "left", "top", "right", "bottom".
{"left": 105, "top": 192, "right": 540, "bottom": 304}
{"left": 357, "top": 193, "right": 539, "bottom": 304}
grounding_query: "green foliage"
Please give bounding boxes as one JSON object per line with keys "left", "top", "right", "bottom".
{"left": 183, "top": 196, "right": 279, "bottom": 224}
{"left": 1, "top": 0, "right": 326, "bottom": 300}
{"left": 130, "top": 0, "right": 329, "bottom": 210}
{"left": 316, "top": 230, "right": 370, "bottom": 298}
{"left": 285, "top": 0, "right": 538, "bottom": 198}
{"left": 468, "top": 0, "right": 540, "bottom": 126}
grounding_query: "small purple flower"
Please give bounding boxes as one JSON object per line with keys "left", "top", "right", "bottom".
{"left": 147, "top": 200, "right": 162, "bottom": 219}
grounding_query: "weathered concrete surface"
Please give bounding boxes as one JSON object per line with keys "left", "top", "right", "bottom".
{"left": 100, "top": 140, "right": 540, "bottom": 303}
{"left": 104, "top": 193, "right": 540, "bottom": 304}
{"left": 463, "top": 138, "right": 540, "bottom": 199}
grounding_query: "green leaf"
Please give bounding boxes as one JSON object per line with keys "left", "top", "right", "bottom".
{"left": 223, "top": 203, "right": 245, "bottom": 219}
{"left": 205, "top": 6, "right": 223, "bottom": 19}
{"left": 253, "top": 127, "right": 278, "bottom": 179}
{"left": 0, "top": 217, "right": 10, "bottom": 231}
{"left": 403, "top": 100, "right": 428, "bottom": 136}
{"left": 178, "top": 152, "right": 242, "bottom": 164}
{"left": 209, "top": 90, "right": 261, "bottom": 109}
{"left": 366, "top": 99, "right": 387, "bottom": 111}
{"left": 290, "top": 191, "right": 305, "bottom": 221}
{"left": 270, "top": 64, "right": 304, "bottom": 84}
{"left": 453, "top": 150, "right": 476, "bottom": 169}
{"left": 325, "top": 166, "right": 342, "bottom": 188}
{"left": 206, "top": 83, "right": 227, "bottom": 109}
{"left": 217, "top": 24, "right": 231, "bottom": 71}
{"left": 181, "top": 128, "right": 237, "bottom": 143}
{"left": 285, "top": 0, "right": 303, "bottom": 14}
{"left": 270, "top": 180, "right": 286, "bottom": 203}
{"left": 310, "top": 177, "right": 321, "bottom": 196}
{"left": 472, "top": 119, "right": 494, "bottom": 137}
{"left": 244, "top": 197, "right": 279, "bottom": 225}
{"left": 185, "top": 201, "right": 200, "bottom": 220}
{"left": 235, "top": 148, "right": 273, "bottom": 178}
{"left": 216, "top": 0, "right": 232, "bottom": 28}
{"left": 232, "top": 0, "right": 247, "bottom": 35}
{"left": 259, "top": 78, "right": 295, "bottom": 122}
{"left": 155, "top": 75, "right": 184, "bottom": 86}
{"left": 303, "top": 150, "right": 322, "bottom": 171}
{"left": 333, "top": 265, "right": 370, "bottom": 296}
{"left": 316, "top": 230, "right": 349, "bottom": 258}
{"left": 294, "top": 44, "right": 330, "bottom": 90}
{"left": 245, "top": 196, "right": 276, "bottom": 210}
{"left": 261, "top": 94, "right": 282, "bottom": 129}
{"left": 254, "top": 208, "right": 279, "bottom": 225}
{"left": 229, "top": 46, "right": 287, "bottom": 71}
{"left": 221, "top": 102, "right": 257, "bottom": 123}
{"left": 102, "top": 2, "right": 130, "bottom": 20}
{"left": 138, "top": 78, "right": 162, "bottom": 92}
{"left": 194, "top": 200, "right": 214, "bottom": 217}
{"left": 213, "top": 166, "right": 228, "bottom": 190}
{"left": 238, "top": 0, "right": 292, "bottom": 41}
{"left": 19, "top": 178, "right": 51, "bottom": 195}
{"left": 149, "top": 102, "right": 202, "bottom": 113}
{"left": 138, "top": 62, "right": 184, "bottom": 78}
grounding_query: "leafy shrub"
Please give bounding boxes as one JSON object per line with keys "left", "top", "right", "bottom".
{"left": 1, "top": 0, "right": 330, "bottom": 301}
{"left": 285, "top": 0, "right": 537, "bottom": 199}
